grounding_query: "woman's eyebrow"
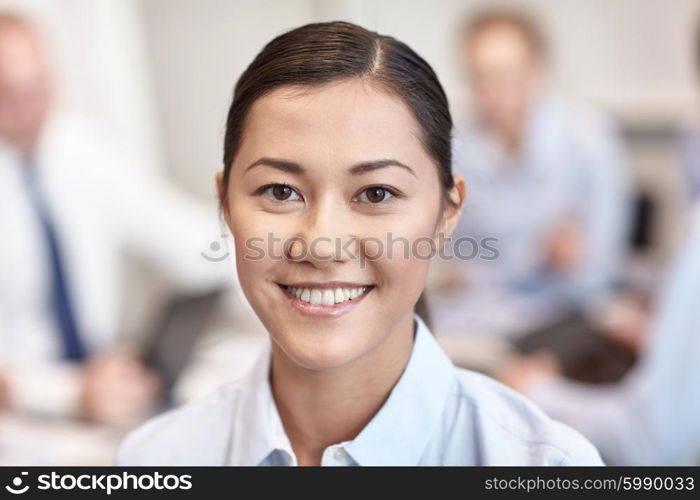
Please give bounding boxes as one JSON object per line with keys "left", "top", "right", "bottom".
{"left": 348, "top": 159, "right": 416, "bottom": 177}
{"left": 243, "top": 157, "right": 416, "bottom": 177}
{"left": 244, "top": 157, "right": 303, "bottom": 175}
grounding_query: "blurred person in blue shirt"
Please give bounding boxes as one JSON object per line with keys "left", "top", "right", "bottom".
{"left": 677, "top": 17, "right": 700, "bottom": 206}
{"left": 497, "top": 205, "right": 700, "bottom": 465}
{"left": 0, "top": 13, "right": 228, "bottom": 427}
{"left": 493, "top": 14, "right": 700, "bottom": 465}
{"left": 678, "top": 124, "right": 700, "bottom": 203}
{"left": 431, "top": 9, "right": 633, "bottom": 338}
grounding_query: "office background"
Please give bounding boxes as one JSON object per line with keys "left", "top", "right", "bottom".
{"left": 1, "top": 0, "right": 699, "bottom": 464}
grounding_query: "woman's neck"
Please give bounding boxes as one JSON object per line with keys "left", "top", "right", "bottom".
{"left": 269, "top": 312, "right": 415, "bottom": 466}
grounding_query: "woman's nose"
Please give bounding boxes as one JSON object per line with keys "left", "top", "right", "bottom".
{"left": 286, "top": 204, "right": 358, "bottom": 268}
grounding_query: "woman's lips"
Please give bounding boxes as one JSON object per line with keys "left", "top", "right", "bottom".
{"left": 277, "top": 283, "right": 374, "bottom": 318}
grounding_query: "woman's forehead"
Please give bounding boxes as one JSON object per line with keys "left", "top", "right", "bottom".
{"left": 236, "top": 79, "right": 432, "bottom": 170}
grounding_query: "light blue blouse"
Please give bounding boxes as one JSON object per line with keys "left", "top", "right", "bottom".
{"left": 116, "top": 314, "right": 602, "bottom": 466}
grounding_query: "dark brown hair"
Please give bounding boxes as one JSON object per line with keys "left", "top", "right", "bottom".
{"left": 221, "top": 21, "right": 454, "bottom": 207}
{"left": 221, "top": 21, "right": 454, "bottom": 329}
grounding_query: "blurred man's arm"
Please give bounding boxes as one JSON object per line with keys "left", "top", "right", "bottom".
{"left": 495, "top": 348, "right": 653, "bottom": 465}
{"left": 678, "top": 124, "right": 700, "bottom": 203}
{"left": 518, "top": 368, "right": 651, "bottom": 465}
{"left": 570, "top": 120, "right": 633, "bottom": 303}
{"left": 504, "top": 213, "right": 700, "bottom": 465}
{"left": 96, "top": 145, "right": 232, "bottom": 293}
{"left": 79, "top": 347, "right": 161, "bottom": 427}
{"left": 1, "top": 348, "right": 161, "bottom": 427}
{"left": 1, "top": 360, "right": 84, "bottom": 417}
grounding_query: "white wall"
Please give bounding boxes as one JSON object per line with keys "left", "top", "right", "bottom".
{"left": 7, "top": 0, "right": 699, "bottom": 192}
{"left": 139, "top": 0, "right": 315, "bottom": 198}
{"left": 309, "top": 0, "right": 700, "bottom": 121}
{"left": 139, "top": 0, "right": 700, "bottom": 198}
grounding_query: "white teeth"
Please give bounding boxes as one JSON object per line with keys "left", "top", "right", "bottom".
{"left": 287, "top": 285, "right": 371, "bottom": 306}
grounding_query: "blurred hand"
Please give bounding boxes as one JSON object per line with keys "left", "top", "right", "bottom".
{"left": 495, "top": 351, "right": 561, "bottom": 393}
{"left": 79, "top": 347, "right": 161, "bottom": 427}
{"left": 544, "top": 221, "right": 583, "bottom": 273}
{"left": 597, "top": 294, "right": 650, "bottom": 352}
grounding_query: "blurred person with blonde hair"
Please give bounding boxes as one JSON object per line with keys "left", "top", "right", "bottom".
{"left": 431, "top": 8, "right": 633, "bottom": 337}
{"left": 0, "top": 12, "right": 227, "bottom": 427}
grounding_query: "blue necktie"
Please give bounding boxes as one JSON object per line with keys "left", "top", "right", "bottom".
{"left": 22, "top": 157, "right": 87, "bottom": 362}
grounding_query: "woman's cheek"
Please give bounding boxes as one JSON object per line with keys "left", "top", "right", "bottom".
{"left": 230, "top": 209, "right": 278, "bottom": 297}
{"left": 232, "top": 207, "right": 290, "bottom": 260}
{"left": 370, "top": 224, "right": 434, "bottom": 300}
{"left": 377, "top": 210, "right": 438, "bottom": 258}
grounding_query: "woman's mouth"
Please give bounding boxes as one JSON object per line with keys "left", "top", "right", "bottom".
{"left": 276, "top": 282, "right": 374, "bottom": 318}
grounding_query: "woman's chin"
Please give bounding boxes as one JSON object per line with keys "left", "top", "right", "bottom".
{"left": 271, "top": 331, "right": 372, "bottom": 372}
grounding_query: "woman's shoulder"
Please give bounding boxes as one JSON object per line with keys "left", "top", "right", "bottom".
{"left": 445, "top": 366, "right": 603, "bottom": 465}
{"left": 115, "top": 378, "right": 246, "bottom": 465}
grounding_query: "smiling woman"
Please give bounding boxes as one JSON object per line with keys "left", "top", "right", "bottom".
{"left": 116, "top": 21, "right": 603, "bottom": 466}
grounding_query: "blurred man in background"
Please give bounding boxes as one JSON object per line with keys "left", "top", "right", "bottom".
{"left": 492, "top": 14, "right": 700, "bottom": 465}
{"left": 0, "top": 13, "right": 227, "bottom": 427}
{"left": 430, "top": 9, "right": 633, "bottom": 338}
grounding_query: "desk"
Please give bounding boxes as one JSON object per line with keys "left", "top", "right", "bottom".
{"left": 0, "top": 412, "right": 124, "bottom": 465}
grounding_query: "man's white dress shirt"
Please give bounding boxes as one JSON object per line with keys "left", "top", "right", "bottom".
{"left": 0, "top": 112, "right": 230, "bottom": 416}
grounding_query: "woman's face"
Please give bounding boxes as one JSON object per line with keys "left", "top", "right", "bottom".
{"left": 221, "top": 78, "right": 462, "bottom": 370}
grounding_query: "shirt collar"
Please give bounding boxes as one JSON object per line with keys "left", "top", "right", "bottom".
{"left": 228, "top": 313, "right": 455, "bottom": 466}
{"left": 227, "top": 337, "right": 294, "bottom": 466}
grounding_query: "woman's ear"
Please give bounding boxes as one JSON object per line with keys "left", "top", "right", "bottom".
{"left": 215, "top": 171, "right": 232, "bottom": 227}
{"left": 436, "top": 173, "right": 467, "bottom": 239}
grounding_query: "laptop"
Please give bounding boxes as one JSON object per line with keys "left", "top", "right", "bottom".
{"left": 141, "top": 287, "right": 225, "bottom": 404}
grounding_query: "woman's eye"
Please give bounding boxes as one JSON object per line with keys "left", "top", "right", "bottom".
{"left": 261, "top": 184, "right": 301, "bottom": 201}
{"left": 358, "top": 186, "right": 394, "bottom": 203}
